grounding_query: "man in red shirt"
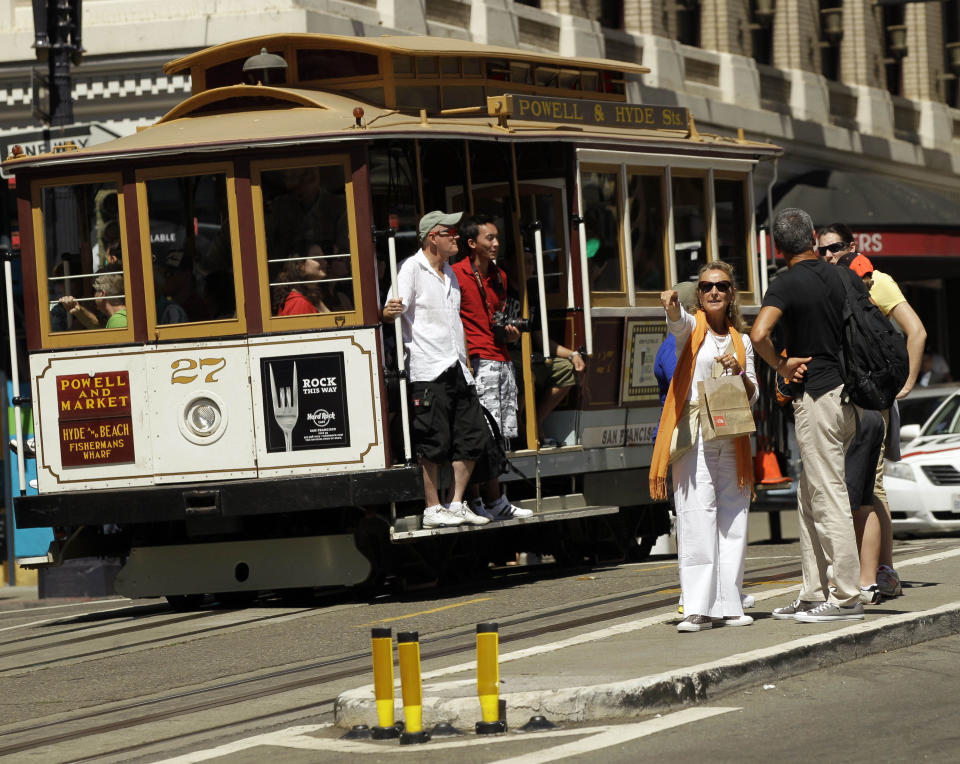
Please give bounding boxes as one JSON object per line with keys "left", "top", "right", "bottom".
{"left": 453, "top": 215, "right": 532, "bottom": 521}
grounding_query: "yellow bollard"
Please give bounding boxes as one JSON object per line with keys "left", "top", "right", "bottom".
{"left": 370, "top": 627, "right": 400, "bottom": 740}
{"left": 397, "top": 631, "right": 430, "bottom": 745}
{"left": 475, "top": 622, "right": 506, "bottom": 734}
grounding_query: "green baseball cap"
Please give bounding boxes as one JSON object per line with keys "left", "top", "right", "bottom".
{"left": 418, "top": 210, "right": 463, "bottom": 240}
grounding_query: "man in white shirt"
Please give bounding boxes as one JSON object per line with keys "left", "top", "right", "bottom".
{"left": 381, "top": 210, "right": 491, "bottom": 529}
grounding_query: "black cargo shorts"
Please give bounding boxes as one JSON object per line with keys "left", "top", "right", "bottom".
{"left": 410, "top": 364, "right": 488, "bottom": 464}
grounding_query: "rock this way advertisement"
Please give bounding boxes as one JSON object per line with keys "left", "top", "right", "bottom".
{"left": 261, "top": 353, "right": 350, "bottom": 453}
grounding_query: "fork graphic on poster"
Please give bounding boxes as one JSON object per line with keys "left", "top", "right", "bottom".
{"left": 269, "top": 362, "right": 299, "bottom": 452}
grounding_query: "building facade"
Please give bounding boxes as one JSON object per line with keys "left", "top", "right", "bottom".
{"left": 2, "top": 0, "right": 958, "bottom": 364}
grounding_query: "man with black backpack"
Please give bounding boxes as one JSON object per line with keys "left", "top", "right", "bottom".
{"left": 818, "top": 224, "right": 923, "bottom": 600}
{"left": 751, "top": 208, "right": 865, "bottom": 623}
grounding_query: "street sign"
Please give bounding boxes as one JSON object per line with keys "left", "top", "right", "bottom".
{"left": 487, "top": 93, "right": 689, "bottom": 132}
{"left": 0, "top": 123, "right": 120, "bottom": 178}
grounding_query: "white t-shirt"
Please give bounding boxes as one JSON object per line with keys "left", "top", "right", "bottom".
{"left": 390, "top": 250, "right": 473, "bottom": 385}
{"left": 668, "top": 310, "right": 759, "bottom": 405}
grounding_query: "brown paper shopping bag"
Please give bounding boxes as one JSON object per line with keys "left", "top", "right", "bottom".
{"left": 697, "top": 376, "right": 756, "bottom": 441}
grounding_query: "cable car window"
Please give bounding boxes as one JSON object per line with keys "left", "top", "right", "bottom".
{"left": 629, "top": 173, "right": 666, "bottom": 292}
{"left": 672, "top": 175, "right": 708, "bottom": 284}
{"left": 440, "top": 57, "right": 460, "bottom": 76}
{"left": 143, "top": 172, "right": 238, "bottom": 325}
{"left": 297, "top": 49, "right": 379, "bottom": 80}
{"left": 581, "top": 170, "right": 622, "bottom": 294}
{"left": 442, "top": 86, "right": 486, "bottom": 110}
{"left": 206, "top": 54, "right": 287, "bottom": 89}
{"left": 462, "top": 57, "right": 482, "bottom": 77}
{"left": 397, "top": 86, "right": 440, "bottom": 113}
{"left": 393, "top": 55, "right": 414, "bottom": 76}
{"left": 416, "top": 57, "right": 438, "bottom": 76}
{"left": 259, "top": 164, "right": 354, "bottom": 316}
{"left": 715, "top": 177, "right": 749, "bottom": 289}
{"left": 40, "top": 180, "right": 128, "bottom": 334}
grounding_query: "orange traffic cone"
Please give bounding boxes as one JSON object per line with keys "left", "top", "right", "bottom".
{"left": 754, "top": 450, "right": 792, "bottom": 485}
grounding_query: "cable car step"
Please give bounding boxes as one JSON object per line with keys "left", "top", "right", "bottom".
{"left": 389, "top": 494, "right": 618, "bottom": 542}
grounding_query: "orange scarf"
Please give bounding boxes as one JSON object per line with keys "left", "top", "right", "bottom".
{"left": 650, "top": 311, "right": 754, "bottom": 500}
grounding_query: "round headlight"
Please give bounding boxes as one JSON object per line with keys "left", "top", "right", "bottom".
{"left": 185, "top": 398, "right": 221, "bottom": 437}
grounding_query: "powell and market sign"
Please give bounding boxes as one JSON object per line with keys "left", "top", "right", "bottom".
{"left": 487, "top": 94, "right": 689, "bottom": 132}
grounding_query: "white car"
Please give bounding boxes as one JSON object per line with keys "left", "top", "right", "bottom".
{"left": 886, "top": 391, "right": 960, "bottom": 534}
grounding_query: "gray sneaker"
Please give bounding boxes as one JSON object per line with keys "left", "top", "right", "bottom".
{"left": 488, "top": 495, "right": 534, "bottom": 520}
{"left": 422, "top": 504, "right": 465, "bottom": 528}
{"left": 877, "top": 566, "right": 902, "bottom": 597}
{"left": 860, "top": 584, "right": 881, "bottom": 605}
{"left": 469, "top": 497, "right": 496, "bottom": 521}
{"left": 771, "top": 599, "right": 818, "bottom": 620}
{"left": 448, "top": 500, "right": 490, "bottom": 526}
{"left": 794, "top": 601, "right": 865, "bottom": 623}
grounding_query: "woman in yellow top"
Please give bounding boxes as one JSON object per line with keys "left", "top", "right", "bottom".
{"left": 652, "top": 261, "right": 759, "bottom": 633}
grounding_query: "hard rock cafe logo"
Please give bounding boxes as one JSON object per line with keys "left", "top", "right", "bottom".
{"left": 307, "top": 409, "right": 336, "bottom": 428}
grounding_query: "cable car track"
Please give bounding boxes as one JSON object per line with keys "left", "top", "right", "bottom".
{"left": 0, "top": 558, "right": 804, "bottom": 758}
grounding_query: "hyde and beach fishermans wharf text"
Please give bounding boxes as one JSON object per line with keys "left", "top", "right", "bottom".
{"left": 57, "top": 371, "right": 136, "bottom": 466}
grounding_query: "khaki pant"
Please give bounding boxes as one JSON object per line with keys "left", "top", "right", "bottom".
{"left": 793, "top": 385, "right": 861, "bottom": 607}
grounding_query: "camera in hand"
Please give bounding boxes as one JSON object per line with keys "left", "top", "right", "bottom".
{"left": 491, "top": 311, "right": 532, "bottom": 344}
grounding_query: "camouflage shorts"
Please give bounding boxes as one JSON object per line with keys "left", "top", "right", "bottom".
{"left": 470, "top": 358, "right": 519, "bottom": 438}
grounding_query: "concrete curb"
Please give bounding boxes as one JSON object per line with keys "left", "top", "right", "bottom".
{"left": 335, "top": 601, "right": 960, "bottom": 729}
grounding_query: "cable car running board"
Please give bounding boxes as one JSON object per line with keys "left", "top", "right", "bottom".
{"left": 389, "top": 495, "right": 618, "bottom": 542}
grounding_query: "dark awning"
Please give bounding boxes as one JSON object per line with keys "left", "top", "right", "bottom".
{"left": 763, "top": 169, "right": 960, "bottom": 228}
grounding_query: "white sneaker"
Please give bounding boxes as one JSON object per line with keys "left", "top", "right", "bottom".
{"left": 742, "top": 594, "right": 755, "bottom": 609}
{"left": 448, "top": 500, "right": 490, "bottom": 526}
{"left": 488, "top": 495, "right": 533, "bottom": 520}
{"left": 422, "top": 504, "right": 465, "bottom": 528}
{"left": 469, "top": 497, "right": 496, "bottom": 521}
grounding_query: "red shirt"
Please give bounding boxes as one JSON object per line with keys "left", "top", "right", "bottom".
{"left": 279, "top": 289, "right": 317, "bottom": 316}
{"left": 452, "top": 256, "right": 511, "bottom": 362}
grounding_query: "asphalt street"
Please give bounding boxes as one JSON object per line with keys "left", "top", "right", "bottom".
{"left": 0, "top": 516, "right": 957, "bottom": 763}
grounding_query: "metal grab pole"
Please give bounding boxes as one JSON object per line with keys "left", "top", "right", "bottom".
{"left": 576, "top": 218, "right": 593, "bottom": 356}
{"left": 531, "top": 221, "right": 550, "bottom": 362}
{"left": 759, "top": 226, "right": 769, "bottom": 297}
{"left": 3, "top": 256, "right": 26, "bottom": 496}
{"left": 386, "top": 230, "right": 413, "bottom": 462}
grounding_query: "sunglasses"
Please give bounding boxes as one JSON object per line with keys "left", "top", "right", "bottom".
{"left": 431, "top": 227, "right": 459, "bottom": 238}
{"left": 818, "top": 241, "right": 850, "bottom": 257}
{"left": 698, "top": 280, "right": 732, "bottom": 294}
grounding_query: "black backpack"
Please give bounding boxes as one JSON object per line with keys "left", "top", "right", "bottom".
{"left": 832, "top": 267, "right": 909, "bottom": 410}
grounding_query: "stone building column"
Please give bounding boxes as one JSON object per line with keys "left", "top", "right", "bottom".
{"left": 771, "top": 0, "right": 827, "bottom": 122}
{"left": 842, "top": 0, "right": 893, "bottom": 138}
{"left": 901, "top": 3, "right": 952, "bottom": 150}
{"left": 541, "top": 0, "right": 592, "bottom": 19}
{"left": 623, "top": 0, "right": 669, "bottom": 36}
{"left": 902, "top": 2, "right": 943, "bottom": 101}
{"left": 470, "top": 0, "right": 520, "bottom": 47}
{"left": 377, "top": 0, "right": 427, "bottom": 34}
{"left": 701, "top": 0, "right": 751, "bottom": 56}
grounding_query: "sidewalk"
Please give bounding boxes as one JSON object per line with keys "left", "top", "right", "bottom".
{"left": 335, "top": 545, "right": 960, "bottom": 729}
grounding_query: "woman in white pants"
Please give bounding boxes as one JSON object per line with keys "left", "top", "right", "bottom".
{"left": 650, "top": 261, "right": 758, "bottom": 632}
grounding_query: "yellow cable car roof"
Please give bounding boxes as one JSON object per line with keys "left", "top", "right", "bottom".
{"left": 162, "top": 32, "right": 651, "bottom": 78}
{"left": 2, "top": 86, "right": 780, "bottom": 172}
